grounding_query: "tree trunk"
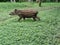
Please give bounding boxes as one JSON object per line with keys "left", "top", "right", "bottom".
{"left": 14, "top": 0, "right": 16, "bottom": 2}
{"left": 36, "top": 0, "right": 39, "bottom": 3}
{"left": 39, "top": 0, "right": 41, "bottom": 7}
{"left": 10, "top": 0, "right": 13, "bottom": 2}
{"left": 28, "top": 0, "right": 33, "bottom": 2}
{"left": 28, "top": 0, "right": 31, "bottom": 2}
{"left": 10, "top": 0, "right": 16, "bottom": 2}
{"left": 56, "top": 0, "right": 58, "bottom": 2}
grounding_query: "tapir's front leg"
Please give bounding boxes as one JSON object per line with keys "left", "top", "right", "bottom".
{"left": 18, "top": 17, "right": 22, "bottom": 21}
{"left": 18, "top": 15, "right": 23, "bottom": 21}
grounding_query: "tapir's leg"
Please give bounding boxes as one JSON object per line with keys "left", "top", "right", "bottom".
{"left": 18, "top": 17, "right": 22, "bottom": 21}
{"left": 33, "top": 17, "right": 36, "bottom": 21}
{"left": 34, "top": 13, "right": 40, "bottom": 21}
{"left": 36, "top": 16, "right": 40, "bottom": 21}
{"left": 23, "top": 17, "right": 25, "bottom": 20}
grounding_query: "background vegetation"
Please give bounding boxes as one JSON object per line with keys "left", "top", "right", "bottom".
{"left": 0, "top": 0, "right": 60, "bottom": 2}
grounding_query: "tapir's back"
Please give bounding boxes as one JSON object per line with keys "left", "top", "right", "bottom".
{"left": 18, "top": 10, "right": 38, "bottom": 16}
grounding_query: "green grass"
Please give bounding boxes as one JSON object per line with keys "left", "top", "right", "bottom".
{"left": 0, "top": 2, "right": 60, "bottom": 45}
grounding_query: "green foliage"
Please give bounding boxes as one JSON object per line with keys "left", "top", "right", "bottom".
{"left": 0, "top": 2, "right": 60, "bottom": 45}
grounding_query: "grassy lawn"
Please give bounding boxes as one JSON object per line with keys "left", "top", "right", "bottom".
{"left": 0, "top": 2, "right": 60, "bottom": 45}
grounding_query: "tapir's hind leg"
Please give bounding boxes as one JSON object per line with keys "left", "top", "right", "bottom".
{"left": 23, "top": 17, "right": 25, "bottom": 20}
{"left": 36, "top": 16, "right": 40, "bottom": 21}
{"left": 35, "top": 12, "right": 40, "bottom": 21}
{"left": 33, "top": 17, "right": 36, "bottom": 21}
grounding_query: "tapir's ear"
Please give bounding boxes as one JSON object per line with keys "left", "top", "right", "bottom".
{"left": 15, "top": 9, "right": 17, "bottom": 12}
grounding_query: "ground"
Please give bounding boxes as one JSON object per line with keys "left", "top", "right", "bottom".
{"left": 0, "top": 2, "right": 60, "bottom": 45}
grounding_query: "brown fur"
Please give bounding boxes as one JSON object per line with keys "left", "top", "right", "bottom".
{"left": 9, "top": 9, "right": 40, "bottom": 21}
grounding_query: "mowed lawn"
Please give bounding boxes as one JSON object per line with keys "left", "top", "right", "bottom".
{"left": 0, "top": 2, "right": 60, "bottom": 45}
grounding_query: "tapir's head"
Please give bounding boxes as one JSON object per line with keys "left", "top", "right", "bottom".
{"left": 9, "top": 9, "right": 18, "bottom": 15}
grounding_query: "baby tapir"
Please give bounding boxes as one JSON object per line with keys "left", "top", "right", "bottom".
{"left": 9, "top": 9, "right": 40, "bottom": 21}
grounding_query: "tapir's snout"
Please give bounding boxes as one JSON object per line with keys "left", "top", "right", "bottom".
{"left": 9, "top": 12, "right": 13, "bottom": 15}
{"left": 9, "top": 12, "right": 16, "bottom": 15}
